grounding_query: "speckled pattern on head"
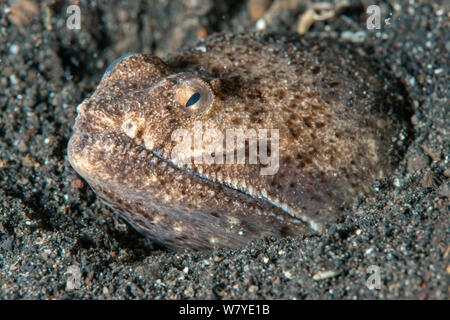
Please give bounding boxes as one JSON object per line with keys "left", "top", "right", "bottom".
{"left": 68, "top": 32, "right": 411, "bottom": 250}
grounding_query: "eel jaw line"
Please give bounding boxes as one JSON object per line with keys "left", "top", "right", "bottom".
{"left": 151, "top": 150, "right": 321, "bottom": 232}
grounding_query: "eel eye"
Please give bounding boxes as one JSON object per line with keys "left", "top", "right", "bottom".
{"left": 174, "top": 78, "right": 214, "bottom": 116}
{"left": 186, "top": 92, "right": 201, "bottom": 107}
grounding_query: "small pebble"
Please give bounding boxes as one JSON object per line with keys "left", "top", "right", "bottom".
{"left": 341, "top": 30, "right": 366, "bottom": 43}
{"left": 71, "top": 178, "right": 84, "bottom": 189}
{"left": 255, "top": 18, "right": 267, "bottom": 30}
{"left": 9, "top": 44, "right": 19, "bottom": 55}
{"left": 312, "top": 269, "right": 341, "bottom": 281}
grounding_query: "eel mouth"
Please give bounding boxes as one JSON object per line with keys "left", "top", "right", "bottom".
{"left": 150, "top": 149, "right": 322, "bottom": 233}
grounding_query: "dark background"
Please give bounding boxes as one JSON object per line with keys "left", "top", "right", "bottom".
{"left": 0, "top": 0, "right": 448, "bottom": 299}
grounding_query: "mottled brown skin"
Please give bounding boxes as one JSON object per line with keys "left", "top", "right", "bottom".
{"left": 68, "top": 33, "right": 409, "bottom": 250}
